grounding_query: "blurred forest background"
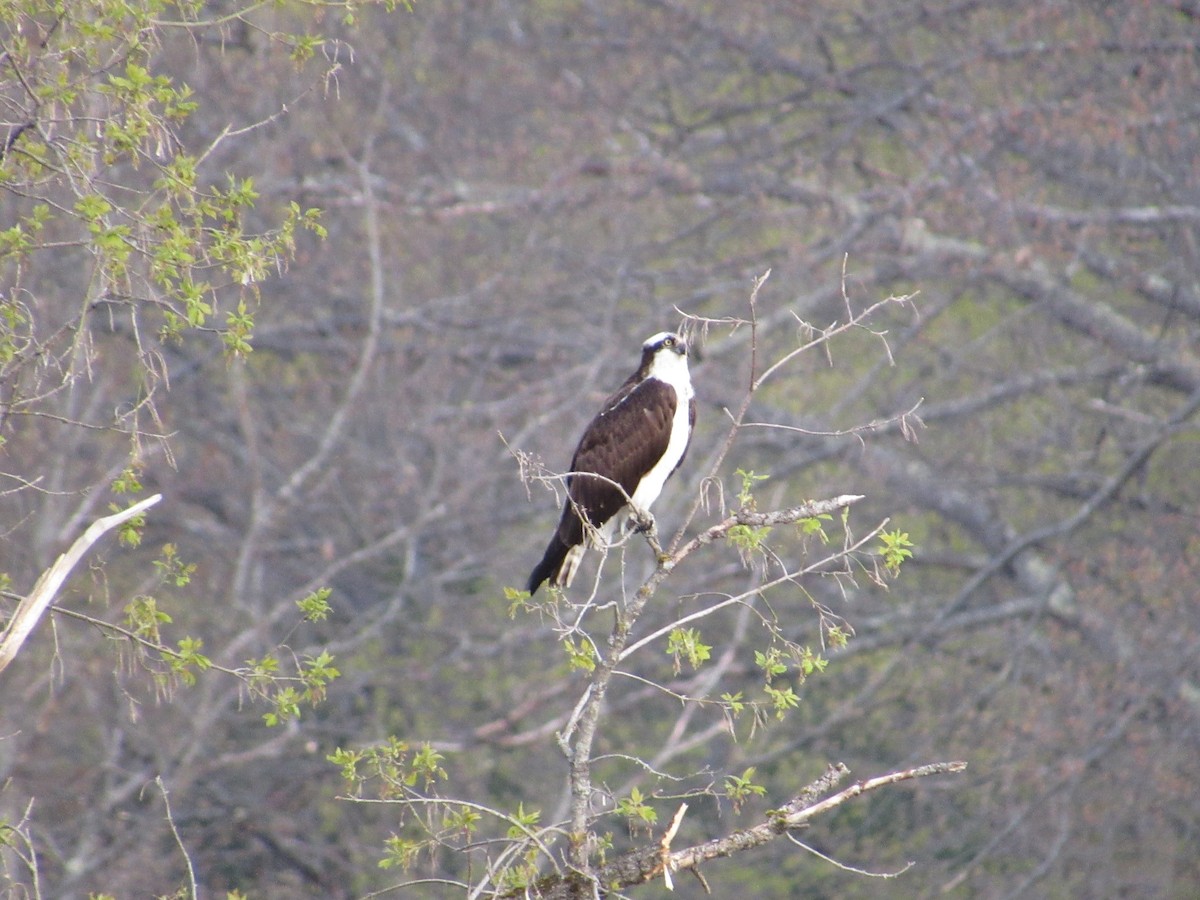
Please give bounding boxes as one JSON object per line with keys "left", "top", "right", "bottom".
{"left": 3, "top": 0, "right": 1200, "bottom": 897}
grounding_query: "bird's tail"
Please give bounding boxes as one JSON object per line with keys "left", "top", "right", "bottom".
{"left": 527, "top": 535, "right": 584, "bottom": 595}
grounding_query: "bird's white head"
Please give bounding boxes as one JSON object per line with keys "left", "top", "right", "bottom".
{"left": 642, "top": 331, "right": 688, "bottom": 357}
{"left": 641, "top": 331, "right": 691, "bottom": 388}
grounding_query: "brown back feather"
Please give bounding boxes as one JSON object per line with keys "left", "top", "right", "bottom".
{"left": 554, "top": 378, "right": 678, "bottom": 544}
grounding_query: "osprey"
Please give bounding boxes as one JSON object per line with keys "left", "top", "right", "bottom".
{"left": 527, "top": 331, "right": 696, "bottom": 594}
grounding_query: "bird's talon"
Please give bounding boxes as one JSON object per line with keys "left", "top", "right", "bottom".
{"left": 628, "top": 509, "right": 656, "bottom": 534}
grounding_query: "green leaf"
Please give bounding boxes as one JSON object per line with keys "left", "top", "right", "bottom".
{"left": 111, "top": 465, "right": 143, "bottom": 495}
{"left": 563, "top": 636, "right": 597, "bottom": 673}
{"left": 796, "top": 645, "right": 828, "bottom": 680}
{"left": 152, "top": 543, "right": 196, "bottom": 587}
{"left": 505, "top": 584, "right": 535, "bottom": 617}
{"left": 379, "top": 834, "right": 424, "bottom": 871}
{"left": 124, "top": 595, "right": 172, "bottom": 642}
{"left": 666, "top": 627, "right": 712, "bottom": 673}
{"left": 409, "top": 743, "right": 447, "bottom": 787}
{"left": 264, "top": 686, "right": 301, "bottom": 727}
{"left": 223, "top": 300, "right": 255, "bottom": 356}
{"left": 297, "top": 587, "right": 333, "bottom": 621}
{"left": 728, "top": 523, "right": 771, "bottom": 551}
{"left": 444, "top": 804, "right": 481, "bottom": 835}
{"left": 878, "top": 528, "right": 915, "bottom": 574}
{"left": 721, "top": 691, "right": 745, "bottom": 716}
{"left": 506, "top": 802, "right": 541, "bottom": 839}
{"left": 302, "top": 650, "right": 340, "bottom": 702}
{"left": 725, "top": 767, "right": 767, "bottom": 813}
{"left": 763, "top": 683, "right": 800, "bottom": 719}
{"left": 167, "top": 637, "right": 212, "bottom": 686}
{"left": 755, "top": 647, "right": 788, "bottom": 680}
{"left": 797, "top": 513, "right": 832, "bottom": 543}
{"left": 74, "top": 193, "right": 112, "bottom": 222}
{"left": 244, "top": 654, "right": 280, "bottom": 693}
{"left": 615, "top": 787, "right": 658, "bottom": 826}
{"left": 734, "top": 467, "right": 769, "bottom": 508}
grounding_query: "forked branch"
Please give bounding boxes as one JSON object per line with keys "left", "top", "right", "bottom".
{"left": 518, "top": 760, "right": 967, "bottom": 898}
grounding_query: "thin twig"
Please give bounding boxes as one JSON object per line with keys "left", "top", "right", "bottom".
{"left": 156, "top": 776, "right": 199, "bottom": 899}
{"left": 788, "top": 834, "right": 914, "bottom": 878}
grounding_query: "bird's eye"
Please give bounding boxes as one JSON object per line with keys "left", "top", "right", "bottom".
{"left": 664, "top": 337, "right": 675, "bottom": 347}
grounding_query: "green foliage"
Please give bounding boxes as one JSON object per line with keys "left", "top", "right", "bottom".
{"left": 115, "top": 509, "right": 148, "bottom": 547}
{"left": 124, "top": 595, "right": 172, "bottom": 643}
{"left": 166, "top": 636, "right": 211, "bottom": 687}
{"left": 562, "top": 636, "right": 597, "bottom": 673}
{"left": 0, "top": 0, "right": 336, "bottom": 386}
{"left": 878, "top": 528, "right": 915, "bottom": 574}
{"left": 0, "top": 288, "right": 33, "bottom": 368}
{"left": 378, "top": 833, "right": 423, "bottom": 871}
{"left": 725, "top": 767, "right": 767, "bottom": 813}
{"left": 297, "top": 587, "right": 333, "bottom": 622}
{"left": 505, "top": 584, "right": 537, "bottom": 616}
{"left": 329, "top": 738, "right": 448, "bottom": 799}
{"left": 444, "top": 804, "right": 482, "bottom": 837}
{"left": 112, "top": 467, "right": 150, "bottom": 546}
{"left": 223, "top": 300, "right": 256, "bottom": 357}
{"left": 825, "top": 623, "right": 851, "bottom": 651}
{"left": 0, "top": 0, "right": 358, "bottom": 764}
{"left": 412, "top": 744, "right": 451, "bottom": 787}
{"left": 734, "top": 467, "right": 769, "bottom": 508}
{"left": 753, "top": 644, "right": 828, "bottom": 721}
{"left": 289, "top": 33, "right": 326, "bottom": 64}
{"left": 505, "top": 802, "right": 542, "bottom": 839}
{"left": 244, "top": 654, "right": 280, "bottom": 692}
{"left": 728, "top": 522, "right": 772, "bottom": 553}
{"left": 666, "top": 626, "right": 712, "bottom": 673}
{"left": 728, "top": 469, "right": 773, "bottom": 555}
{"left": 301, "top": 650, "right": 340, "bottom": 701}
{"left": 797, "top": 645, "right": 829, "bottom": 679}
{"left": 152, "top": 544, "right": 196, "bottom": 588}
{"left": 615, "top": 786, "right": 658, "bottom": 828}
{"left": 797, "top": 513, "right": 833, "bottom": 542}
{"left": 496, "top": 849, "right": 542, "bottom": 893}
{"left": 756, "top": 647, "right": 790, "bottom": 680}
{"left": 262, "top": 651, "right": 341, "bottom": 726}
{"left": 328, "top": 738, "right": 520, "bottom": 875}
{"left": 110, "top": 544, "right": 341, "bottom": 722}
{"left": 762, "top": 683, "right": 800, "bottom": 719}
{"left": 762, "top": 645, "right": 828, "bottom": 683}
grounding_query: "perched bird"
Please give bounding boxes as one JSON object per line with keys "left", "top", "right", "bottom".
{"left": 527, "top": 331, "right": 696, "bottom": 594}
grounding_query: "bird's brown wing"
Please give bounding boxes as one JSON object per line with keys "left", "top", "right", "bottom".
{"left": 556, "top": 378, "right": 678, "bottom": 544}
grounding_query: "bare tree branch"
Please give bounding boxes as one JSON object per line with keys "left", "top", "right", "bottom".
{"left": 0, "top": 493, "right": 162, "bottom": 676}
{"left": 519, "top": 761, "right": 967, "bottom": 898}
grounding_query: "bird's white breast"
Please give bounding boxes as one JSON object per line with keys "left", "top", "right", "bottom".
{"left": 629, "top": 354, "right": 693, "bottom": 512}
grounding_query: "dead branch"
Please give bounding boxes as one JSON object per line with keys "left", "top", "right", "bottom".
{"left": 0, "top": 493, "right": 162, "bottom": 675}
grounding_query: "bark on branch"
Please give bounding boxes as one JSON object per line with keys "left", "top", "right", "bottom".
{"left": 675, "top": 494, "right": 866, "bottom": 564}
{"left": 521, "top": 760, "right": 967, "bottom": 898}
